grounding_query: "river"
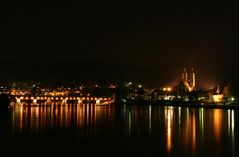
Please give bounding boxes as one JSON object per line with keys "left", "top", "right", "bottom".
{"left": 0, "top": 103, "right": 238, "bottom": 157}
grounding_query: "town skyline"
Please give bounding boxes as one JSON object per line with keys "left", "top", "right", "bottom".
{"left": 1, "top": 1, "right": 239, "bottom": 91}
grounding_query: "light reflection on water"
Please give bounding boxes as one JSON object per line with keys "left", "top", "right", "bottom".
{"left": 8, "top": 103, "right": 238, "bottom": 156}
{"left": 12, "top": 103, "right": 113, "bottom": 134}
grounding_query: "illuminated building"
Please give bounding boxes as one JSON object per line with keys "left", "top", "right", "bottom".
{"left": 212, "top": 84, "right": 223, "bottom": 103}
{"left": 151, "top": 87, "right": 176, "bottom": 101}
{"left": 182, "top": 67, "right": 196, "bottom": 92}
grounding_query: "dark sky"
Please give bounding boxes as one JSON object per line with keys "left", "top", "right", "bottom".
{"left": 1, "top": 1, "right": 239, "bottom": 89}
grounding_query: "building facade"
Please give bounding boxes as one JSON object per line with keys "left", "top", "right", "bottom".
{"left": 182, "top": 67, "right": 196, "bottom": 92}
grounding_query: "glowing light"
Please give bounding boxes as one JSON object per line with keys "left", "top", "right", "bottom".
{"left": 78, "top": 99, "right": 83, "bottom": 104}
{"left": 212, "top": 94, "right": 223, "bottom": 103}
{"left": 33, "top": 99, "right": 37, "bottom": 104}
{"left": 96, "top": 99, "right": 100, "bottom": 104}
{"left": 16, "top": 98, "right": 21, "bottom": 103}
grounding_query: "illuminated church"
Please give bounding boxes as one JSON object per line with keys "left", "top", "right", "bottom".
{"left": 181, "top": 67, "right": 196, "bottom": 92}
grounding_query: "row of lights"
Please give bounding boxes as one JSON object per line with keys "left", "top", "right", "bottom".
{"left": 18, "top": 97, "right": 112, "bottom": 101}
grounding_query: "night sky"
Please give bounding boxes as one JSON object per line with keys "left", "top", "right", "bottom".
{"left": 1, "top": 1, "right": 239, "bottom": 89}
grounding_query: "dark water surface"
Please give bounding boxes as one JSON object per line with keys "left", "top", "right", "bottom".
{"left": 1, "top": 103, "right": 238, "bottom": 157}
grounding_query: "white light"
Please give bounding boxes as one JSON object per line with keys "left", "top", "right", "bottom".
{"left": 96, "top": 99, "right": 100, "bottom": 104}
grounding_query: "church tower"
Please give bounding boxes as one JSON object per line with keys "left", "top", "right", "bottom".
{"left": 181, "top": 67, "right": 196, "bottom": 91}
{"left": 182, "top": 67, "right": 188, "bottom": 82}
{"left": 188, "top": 67, "right": 195, "bottom": 90}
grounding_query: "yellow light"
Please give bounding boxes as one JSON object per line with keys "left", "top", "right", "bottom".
{"left": 212, "top": 94, "right": 223, "bottom": 103}
{"left": 163, "top": 88, "right": 167, "bottom": 91}
{"left": 167, "top": 88, "right": 171, "bottom": 91}
{"left": 96, "top": 99, "right": 100, "bottom": 104}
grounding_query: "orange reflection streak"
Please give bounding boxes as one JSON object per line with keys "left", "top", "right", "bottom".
{"left": 166, "top": 107, "right": 173, "bottom": 153}
{"left": 94, "top": 104, "right": 97, "bottom": 129}
{"left": 60, "top": 105, "right": 63, "bottom": 128}
{"left": 52, "top": 105, "right": 54, "bottom": 126}
{"left": 36, "top": 107, "right": 39, "bottom": 131}
{"left": 19, "top": 106, "right": 23, "bottom": 132}
{"left": 79, "top": 105, "right": 82, "bottom": 126}
{"left": 184, "top": 108, "right": 190, "bottom": 150}
{"left": 91, "top": 104, "right": 93, "bottom": 127}
{"left": 192, "top": 112, "right": 196, "bottom": 154}
{"left": 94, "top": 104, "right": 96, "bottom": 127}
{"left": 87, "top": 104, "right": 89, "bottom": 126}
{"left": 30, "top": 106, "right": 33, "bottom": 131}
{"left": 213, "top": 109, "right": 222, "bottom": 141}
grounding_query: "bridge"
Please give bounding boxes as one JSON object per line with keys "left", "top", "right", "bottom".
{"left": 13, "top": 95, "right": 114, "bottom": 105}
